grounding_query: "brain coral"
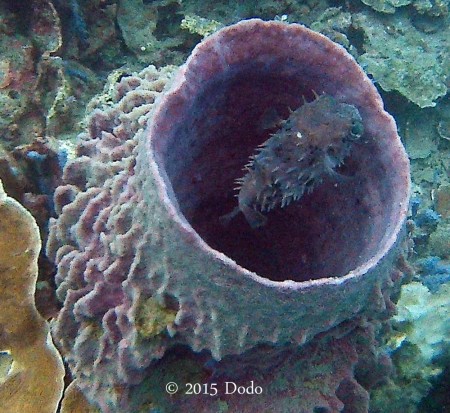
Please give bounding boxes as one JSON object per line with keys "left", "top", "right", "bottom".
{"left": 47, "top": 19, "right": 411, "bottom": 411}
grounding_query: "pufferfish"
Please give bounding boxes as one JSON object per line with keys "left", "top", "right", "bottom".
{"left": 220, "top": 94, "right": 364, "bottom": 229}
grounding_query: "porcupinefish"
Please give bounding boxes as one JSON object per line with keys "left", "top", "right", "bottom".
{"left": 220, "top": 94, "right": 364, "bottom": 229}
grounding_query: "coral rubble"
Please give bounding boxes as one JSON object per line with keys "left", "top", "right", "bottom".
{"left": 0, "top": 179, "right": 64, "bottom": 413}
{"left": 47, "top": 20, "right": 411, "bottom": 412}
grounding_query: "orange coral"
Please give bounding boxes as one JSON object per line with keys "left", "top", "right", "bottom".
{"left": 0, "top": 179, "right": 64, "bottom": 413}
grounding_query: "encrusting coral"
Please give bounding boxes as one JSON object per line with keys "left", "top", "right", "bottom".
{"left": 0, "top": 179, "right": 64, "bottom": 413}
{"left": 47, "top": 19, "right": 411, "bottom": 412}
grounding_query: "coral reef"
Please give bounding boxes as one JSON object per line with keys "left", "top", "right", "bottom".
{"left": 47, "top": 63, "right": 175, "bottom": 411}
{"left": 2, "top": 137, "right": 68, "bottom": 318}
{"left": 310, "top": 7, "right": 353, "bottom": 49}
{"left": 393, "top": 281, "right": 450, "bottom": 363}
{"left": 0, "top": 0, "right": 105, "bottom": 153}
{"left": 360, "top": 0, "right": 412, "bottom": 14}
{"left": 0, "top": 0, "right": 102, "bottom": 237}
{"left": 35, "top": 55, "right": 101, "bottom": 139}
{"left": 428, "top": 221, "right": 450, "bottom": 258}
{"left": 0, "top": 2, "right": 43, "bottom": 149}
{"left": 401, "top": 108, "right": 439, "bottom": 160}
{"left": 0, "top": 179, "right": 64, "bottom": 413}
{"left": 0, "top": 0, "right": 446, "bottom": 409}
{"left": 370, "top": 121, "right": 449, "bottom": 412}
{"left": 353, "top": 10, "right": 449, "bottom": 108}
{"left": 370, "top": 280, "right": 450, "bottom": 413}
{"left": 52, "top": 0, "right": 122, "bottom": 67}
{"left": 435, "top": 183, "right": 450, "bottom": 218}
{"left": 2, "top": 0, "right": 447, "bottom": 410}
{"left": 417, "top": 256, "right": 450, "bottom": 293}
{"left": 116, "top": 0, "right": 185, "bottom": 64}
{"left": 47, "top": 20, "right": 410, "bottom": 412}
{"left": 2, "top": 0, "right": 447, "bottom": 409}
{"left": 360, "top": 0, "right": 449, "bottom": 15}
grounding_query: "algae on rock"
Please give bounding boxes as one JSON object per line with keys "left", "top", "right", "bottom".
{"left": 353, "top": 11, "right": 448, "bottom": 107}
{"left": 117, "top": 0, "right": 184, "bottom": 64}
{"left": 360, "top": 0, "right": 448, "bottom": 14}
{"left": 428, "top": 221, "right": 450, "bottom": 258}
{"left": 181, "top": 14, "right": 224, "bottom": 37}
{"left": 360, "top": 0, "right": 410, "bottom": 14}
{"left": 310, "top": 7, "right": 353, "bottom": 49}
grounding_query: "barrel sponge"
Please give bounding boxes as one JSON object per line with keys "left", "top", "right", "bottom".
{"left": 0, "top": 180, "right": 64, "bottom": 413}
{"left": 47, "top": 20, "right": 410, "bottom": 411}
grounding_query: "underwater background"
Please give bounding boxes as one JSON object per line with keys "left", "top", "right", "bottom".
{"left": 0, "top": 0, "right": 448, "bottom": 412}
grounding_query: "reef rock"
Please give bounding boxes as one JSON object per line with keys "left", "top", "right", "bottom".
{"left": 47, "top": 20, "right": 410, "bottom": 412}
{"left": 353, "top": 11, "right": 448, "bottom": 108}
{"left": 360, "top": 0, "right": 448, "bottom": 15}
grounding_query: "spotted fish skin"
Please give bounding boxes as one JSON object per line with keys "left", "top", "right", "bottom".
{"left": 224, "top": 95, "right": 364, "bottom": 229}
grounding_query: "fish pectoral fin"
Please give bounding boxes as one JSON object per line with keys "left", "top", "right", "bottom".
{"left": 331, "top": 170, "right": 355, "bottom": 183}
{"left": 219, "top": 207, "right": 240, "bottom": 226}
{"left": 241, "top": 204, "right": 267, "bottom": 229}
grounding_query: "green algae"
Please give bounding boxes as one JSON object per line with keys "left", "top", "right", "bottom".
{"left": 135, "top": 297, "right": 177, "bottom": 339}
{"left": 181, "top": 14, "right": 224, "bottom": 38}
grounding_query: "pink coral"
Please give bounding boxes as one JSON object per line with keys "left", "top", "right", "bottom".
{"left": 47, "top": 20, "right": 410, "bottom": 412}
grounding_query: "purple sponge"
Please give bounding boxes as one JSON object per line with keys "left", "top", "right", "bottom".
{"left": 48, "top": 20, "right": 410, "bottom": 411}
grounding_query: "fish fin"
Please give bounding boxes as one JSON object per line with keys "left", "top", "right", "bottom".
{"left": 329, "top": 169, "right": 354, "bottom": 183}
{"left": 259, "top": 107, "right": 283, "bottom": 132}
{"left": 219, "top": 207, "right": 240, "bottom": 226}
{"left": 241, "top": 204, "right": 267, "bottom": 229}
